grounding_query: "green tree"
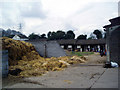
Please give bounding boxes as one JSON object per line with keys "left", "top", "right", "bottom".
{"left": 47, "top": 30, "right": 75, "bottom": 40}
{"left": 77, "top": 34, "right": 87, "bottom": 40}
{"left": 41, "top": 34, "right": 46, "bottom": 39}
{"left": 93, "top": 30, "right": 102, "bottom": 39}
{"left": 55, "top": 30, "right": 65, "bottom": 40}
{"left": 47, "top": 31, "right": 52, "bottom": 38}
{"left": 8, "top": 35, "right": 15, "bottom": 38}
{"left": 28, "top": 33, "right": 40, "bottom": 40}
{"left": 47, "top": 31, "right": 66, "bottom": 40}
{"left": 48, "top": 31, "right": 56, "bottom": 40}
{"left": 65, "top": 30, "right": 75, "bottom": 39}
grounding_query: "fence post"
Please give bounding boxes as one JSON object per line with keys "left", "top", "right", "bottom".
{"left": 44, "top": 43, "right": 47, "bottom": 58}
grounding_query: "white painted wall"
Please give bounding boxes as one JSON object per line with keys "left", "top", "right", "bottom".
{"left": 12, "top": 35, "right": 28, "bottom": 41}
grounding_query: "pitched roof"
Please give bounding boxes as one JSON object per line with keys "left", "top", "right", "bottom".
{"left": 109, "top": 16, "right": 120, "bottom": 24}
{"left": 57, "top": 39, "right": 77, "bottom": 44}
{"left": 76, "top": 39, "right": 106, "bottom": 45}
{"left": 103, "top": 16, "right": 120, "bottom": 29}
{"left": 11, "top": 34, "right": 28, "bottom": 39}
{"left": 18, "top": 34, "right": 28, "bottom": 39}
{"left": 57, "top": 39, "right": 106, "bottom": 45}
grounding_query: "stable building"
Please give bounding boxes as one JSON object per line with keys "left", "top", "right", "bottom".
{"left": 57, "top": 39, "right": 76, "bottom": 51}
{"left": 57, "top": 39, "right": 106, "bottom": 52}
{"left": 103, "top": 16, "right": 120, "bottom": 65}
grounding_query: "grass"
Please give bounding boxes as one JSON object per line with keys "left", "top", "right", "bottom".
{"left": 70, "top": 51, "right": 94, "bottom": 56}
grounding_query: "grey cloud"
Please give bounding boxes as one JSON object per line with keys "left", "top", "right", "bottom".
{"left": 0, "top": 2, "right": 20, "bottom": 28}
{"left": 76, "top": 3, "right": 94, "bottom": 14}
{"left": 77, "top": 2, "right": 117, "bottom": 15}
{"left": 0, "top": 1, "right": 46, "bottom": 29}
{"left": 19, "top": 2, "right": 46, "bottom": 19}
{"left": 65, "top": 23, "right": 78, "bottom": 31}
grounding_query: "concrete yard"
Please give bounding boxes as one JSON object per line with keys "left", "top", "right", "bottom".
{"left": 2, "top": 54, "right": 119, "bottom": 89}
{"left": 2, "top": 66, "right": 118, "bottom": 89}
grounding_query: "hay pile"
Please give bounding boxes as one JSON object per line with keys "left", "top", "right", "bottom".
{"left": 1, "top": 37, "right": 87, "bottom": 77}
{"left": 10, "top": 56, "right": 87, "bottom": 77}
{"left": 1, "top": 37, "right": 37, "bottom": 65}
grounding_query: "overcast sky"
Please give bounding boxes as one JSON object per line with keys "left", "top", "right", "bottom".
{"left": 0, "top": 0, "right": 119, "bottom": 37}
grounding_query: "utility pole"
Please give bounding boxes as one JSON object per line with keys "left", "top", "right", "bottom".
{"left": 18, "top": 23, "right": 23, "bottom": 33}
